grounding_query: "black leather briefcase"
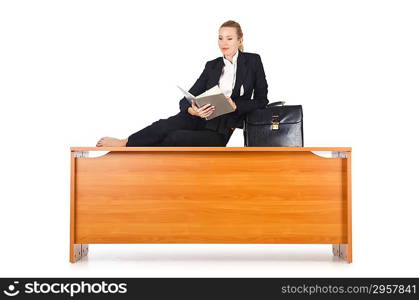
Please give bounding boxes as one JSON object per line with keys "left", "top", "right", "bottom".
{"left": 243, "top": 101, "right": 304, "bottom": 147}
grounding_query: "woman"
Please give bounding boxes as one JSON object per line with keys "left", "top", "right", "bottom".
{"left": 96, "top": 20, "right": 269, "bottom": 147}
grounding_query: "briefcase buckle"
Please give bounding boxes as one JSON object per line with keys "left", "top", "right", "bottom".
{"left": 272, "top": 115, "right": 280, "bottom": 130}
{"left": 271, "top": 121, "right": 280, "bottom": 130}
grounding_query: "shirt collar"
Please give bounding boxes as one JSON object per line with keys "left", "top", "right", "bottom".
{"left": 223, "top": 49, "right": 239, "bottom": 66}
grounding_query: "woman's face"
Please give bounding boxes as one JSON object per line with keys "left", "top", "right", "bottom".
{"left": 218, "top": 26, "right": 242, "bottom": 58}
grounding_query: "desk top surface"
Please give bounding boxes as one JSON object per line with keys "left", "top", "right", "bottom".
{"left": 70, "top": 147, "right": 351, "bottom": 152}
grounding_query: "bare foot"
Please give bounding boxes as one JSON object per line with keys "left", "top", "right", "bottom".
{"left": 96, "top": 137, "right": 128, "bottom": 147}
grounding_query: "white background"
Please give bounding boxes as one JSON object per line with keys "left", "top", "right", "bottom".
{"left": 1, "top": 0, "right": 418, "bottom": 277}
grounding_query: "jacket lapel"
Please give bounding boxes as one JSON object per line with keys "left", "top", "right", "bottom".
{"left": 231, "top": 50, "right": 248, "bottom": 98}
{"left": 208, "top": 59, "right": 224, "bottom": 88}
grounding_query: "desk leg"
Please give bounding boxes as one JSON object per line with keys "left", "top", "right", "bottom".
{"left": 333, "top": 244, "right": 340, "bottom": 256}
{"left": 70, "top": 151, "right": 90, "bottom": 263}
{"left": 332, "top": 244, "right": 352, "bottom": 263}
{"left": 332, "top": 150, "right": 352, "bottom": 264}
{"left": 70, "top": 244, "right": 89, "bottom": 263}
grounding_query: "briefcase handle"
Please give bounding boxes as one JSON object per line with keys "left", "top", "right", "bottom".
{"left": 266, "top": 101, "right": 286, "bottom": 108}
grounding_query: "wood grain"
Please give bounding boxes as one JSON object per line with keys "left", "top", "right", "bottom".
{"left": 346, "top": 151, "right": 353, "bottom": 263}
{"left": 69, "top": 151, "right": 76, "bottom": 262}
{"left": 73, "top": 150, "right": 349, "bottom": 245}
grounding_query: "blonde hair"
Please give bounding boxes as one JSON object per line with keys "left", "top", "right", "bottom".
{"left": 220, "top": 20, "right": 244, "bottom": 51}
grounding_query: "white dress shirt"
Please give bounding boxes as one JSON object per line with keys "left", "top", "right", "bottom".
{"left": 218, "top": 50, "right": 239, "bottom": 98}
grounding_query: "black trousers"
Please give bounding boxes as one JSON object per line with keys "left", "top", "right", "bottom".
{"left": 126, "top": 111, "right": 230, "bottom": 147}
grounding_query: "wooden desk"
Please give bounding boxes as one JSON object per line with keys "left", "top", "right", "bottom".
{"left": 70, "top": 147, "right": 352, "bottom": 263}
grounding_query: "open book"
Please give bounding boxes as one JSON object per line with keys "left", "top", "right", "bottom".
{"left": 177, "top": 85, "right": 235, "bottom": 120}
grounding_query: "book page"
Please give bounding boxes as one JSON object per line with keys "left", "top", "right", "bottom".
{"left": 176, "top": 85, "right": 195, "bottom": 104}
{"left": 197, "top": 85, "right": 223, "bottom": 98}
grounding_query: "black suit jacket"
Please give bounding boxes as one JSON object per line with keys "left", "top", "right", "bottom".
{"left": 179, "top": 50, "right": 269, "bottom": 136}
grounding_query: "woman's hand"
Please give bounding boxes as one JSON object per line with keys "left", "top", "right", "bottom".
{"left": 188, "top": 99, "right": 215, "bottom": 118}
{"left": 226, "top": 97, "right": 237, "bottom": 111}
